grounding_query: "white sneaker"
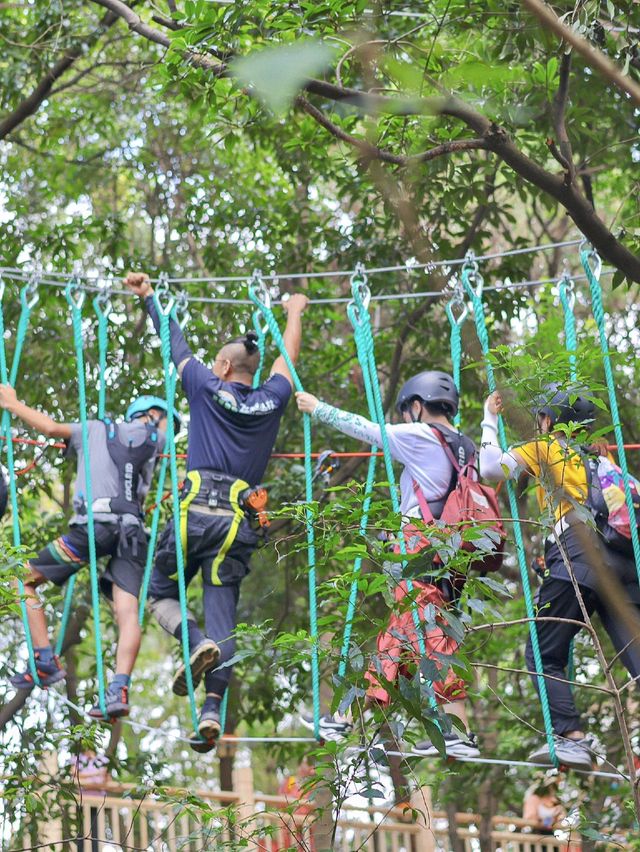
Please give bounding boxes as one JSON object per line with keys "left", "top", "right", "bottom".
{"left": 414, "top": 731, "right": 480, "bottom": 759}
{"left": 300, "top": 712, "right": 353, "bottom": 741}
{"left": 529, "top": 735, "right": 598, "bottom": 771}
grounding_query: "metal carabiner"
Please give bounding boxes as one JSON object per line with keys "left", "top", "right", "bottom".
{"left": 350, "top": 262, "right": 371, "bottom": 313}
{"left": 558, "top": 271, "right": 576, "bottom": 311}
{"left": 93, "top": 279, "right": 113, "bottom": 318}
{"left": 248, "top": 270, "right": 271, "bottom": 310}
{"left": 0, "top": 275, "right": 6, "bottom": 303}
{"left": 21, "top": 265, "right": 41, "bottom": 310}
{"left": 445, "top": 295, "right": 469, "bottom": 328}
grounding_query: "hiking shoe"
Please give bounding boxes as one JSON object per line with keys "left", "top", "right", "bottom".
{"left": 88, "top": 685, "right": 130, "bottom": 721}
{"left": 414, "top": 731, "right": 480, "bottom": 759}
{"left": 189, "top": 734, "right": 218, "bottom": 754}
{"left": 172, "top": 639, "right": 220, "bottom": 697}
{"left": 300, "top": 712, "right": 353, "bottom": 741}
{"left": 529, "top": 735, "right": 597, "bottom": 771}
{"left": 198, "top": 700, "right": 222, "bottom": 742}
{"left": 10, "top": 654, "right": 66, "bottom": 691}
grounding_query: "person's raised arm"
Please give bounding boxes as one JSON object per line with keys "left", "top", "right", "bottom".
{"left": 124, "top": 272, "right": 193, "bottom": 377}
{"left": 0, "top": 385, "right": 72, "bottom": 440}
{"left": 270, "top": 293, "right": 308, "bottom": 388}
{"left": 479, "top": 390, "right": 528, "bottom": 480}
{"left": 296, "top": 392, "right": 382, "bottom": 445}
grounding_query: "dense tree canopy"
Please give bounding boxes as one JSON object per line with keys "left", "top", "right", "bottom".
{"left": 0, "top": 1, "right": 639, "bottom": 848}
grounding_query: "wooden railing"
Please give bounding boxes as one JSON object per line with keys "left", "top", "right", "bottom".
{"left": 29, "top": 772, "right": 620, "bottom": 851}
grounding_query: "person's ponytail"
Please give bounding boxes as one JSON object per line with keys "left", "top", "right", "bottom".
{"left": 243, "top": 330, "right": 259, "bottom": 355}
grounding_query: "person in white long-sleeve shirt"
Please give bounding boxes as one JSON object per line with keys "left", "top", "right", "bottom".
{"left": 296, "top": 370, "right": 480, "bottom": 758}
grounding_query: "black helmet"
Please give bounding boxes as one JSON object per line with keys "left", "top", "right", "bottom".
{"left": 395, "top": 370, "right": 459, "bottom": 417}
{"left": 533, "top": 384, "right": 595, "bottom": 426}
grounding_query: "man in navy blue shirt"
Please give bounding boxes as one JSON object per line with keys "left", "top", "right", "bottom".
{"left": 125, "top": 272, "right": 307, "bottom": 751}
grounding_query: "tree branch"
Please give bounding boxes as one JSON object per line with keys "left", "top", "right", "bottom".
{"left": 296, "top": 95, "right": 489, "bottom": 166}
{"left": 551, "top": 50, "right": 575, "bottom": 183}
{"left": 0, "top": 10, "right": 119, "bottom": 141}
{"left": 85, "top": 0, "right": 640, "bottom": 281}
{"left": 521, "top": 0, "right": 640, "bottom": 107}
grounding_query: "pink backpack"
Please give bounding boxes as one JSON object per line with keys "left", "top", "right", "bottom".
{"left": 402, "top": 427, "right": 506, "bottom": 576}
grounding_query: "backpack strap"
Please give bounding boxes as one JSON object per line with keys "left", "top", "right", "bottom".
{"left": 412, "top": 478, "right": 436, "bottom": 523}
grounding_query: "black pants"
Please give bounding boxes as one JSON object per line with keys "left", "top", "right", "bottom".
{"left": 525, "top": 576, "right": 640, "bottom": 735}
{"left": 149, "top": 509, "right": 258, "bottom": 696}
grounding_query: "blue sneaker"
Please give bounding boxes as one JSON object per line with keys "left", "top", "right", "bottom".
{"left": 10, "top": 654, "right": 66, "bottom": 691}
{"left": 88, "top": 684, "right": 130, "bottom": 720}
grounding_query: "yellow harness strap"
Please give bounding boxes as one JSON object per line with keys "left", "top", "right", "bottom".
{"left": 209, "top": 478, "right": 249, "bottom": 585}
{"left": 168, "top": 470, "right": 201, "bottom": 581}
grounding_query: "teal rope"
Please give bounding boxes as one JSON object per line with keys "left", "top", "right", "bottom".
{"left": 248, "top": 284, "right": 320, "bottom": 740}
{"left": 559, "top": 274, "right": 578, "bottom": 684}
{"left": 219, "top": 687, "right": 229, "bottom": 736}
{"left": 337, "top": 301, "right": 379, "bottom": 681}
{"left": 0, "top": 280, "right": 40, "bottom": 684}
{"left": 138, "top": 452, "right": 169, "bottom": 627}
{"left": 154, "top": 291, "right": 200, "bottom": 736}
{"left": 349, "top": 278, "right": 438, "bottom": 711}
{"left": 559, "top": 276, "right": 578, "bottom": 383}
{"left": 138, "top": 303, "right": 188, "bottom": 627}
{"left": 94, "top": 295, "right": 112, "bottom": 421}
{"left": 581, "top": 249, "right": 640, "bottom": 581}
{"left": 66, "top": 281, "right": 107, "bottom": 717}
{"left": 57, "top": 294, "right": 113, "bottom": 654}
{"left": 445, "top": 296, "right": 468, "bottom": 428}
{"left": 463, "top": 265, "right": 557, "bottom": 765}
{"left": 252, "top": 311, "right": 267, "bottom": 389}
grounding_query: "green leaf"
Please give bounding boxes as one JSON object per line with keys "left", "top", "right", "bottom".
{"left": 232, "top": 41, "right": 337, "bottom": 114}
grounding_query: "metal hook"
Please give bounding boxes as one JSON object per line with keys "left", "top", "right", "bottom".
{"left": 0, "top": 275, "right": 5, "bottom": 303}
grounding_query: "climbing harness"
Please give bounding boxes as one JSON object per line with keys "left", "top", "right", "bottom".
{"left": 462, "top": 256, "right": 558, "bottom": 766}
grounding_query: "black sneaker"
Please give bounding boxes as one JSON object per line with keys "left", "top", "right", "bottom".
{"left": 529, "top": 735, "right": 597, "bottom": 771}
{"left": 414, "top": 731, "right": 480, "bottom": 759}
{"left": 172, "top": 639, "right": 220, "bottom": 697}
{"left": 88, "top": 685, "right": 130, "bottom": 721}
{"left": 10, "top": 654, "right": 66, "bottom": 691}
{"left": 300, "top": 712, "right": 353, "bottom": 741}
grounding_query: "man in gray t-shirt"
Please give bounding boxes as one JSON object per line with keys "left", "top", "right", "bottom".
{"left": 0, "top": 385, "right": 176, "bottom": 719}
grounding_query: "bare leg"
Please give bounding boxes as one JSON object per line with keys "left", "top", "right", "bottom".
{"left": 19, "top": 566, "right": 49, "bottom": 648}
{"left": 112, "top": 586, "right": 141, "bottom": 677}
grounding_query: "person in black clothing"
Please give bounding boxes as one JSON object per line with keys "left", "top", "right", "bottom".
{"left": 125, "top": 272, "right": 307, "bottom": 750}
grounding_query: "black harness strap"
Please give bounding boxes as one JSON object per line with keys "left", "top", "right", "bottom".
{"left": 103, "top": 419, "right": 159, "bottom": 517}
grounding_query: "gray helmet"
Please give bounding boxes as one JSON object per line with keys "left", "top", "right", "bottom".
{"left": 533, "top": 384, "right": 595, "bottom": 426}
{"left": 395, "top": 370, "right": 459, "bottom": 417}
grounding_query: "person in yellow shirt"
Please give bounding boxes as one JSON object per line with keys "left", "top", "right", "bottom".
{"left": 479, "top": 385, "right": 640, "bottom": 771}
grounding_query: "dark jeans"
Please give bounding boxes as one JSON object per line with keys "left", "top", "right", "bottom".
{"left": 525, "top": 576, "right": 640, "bottom": 735}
